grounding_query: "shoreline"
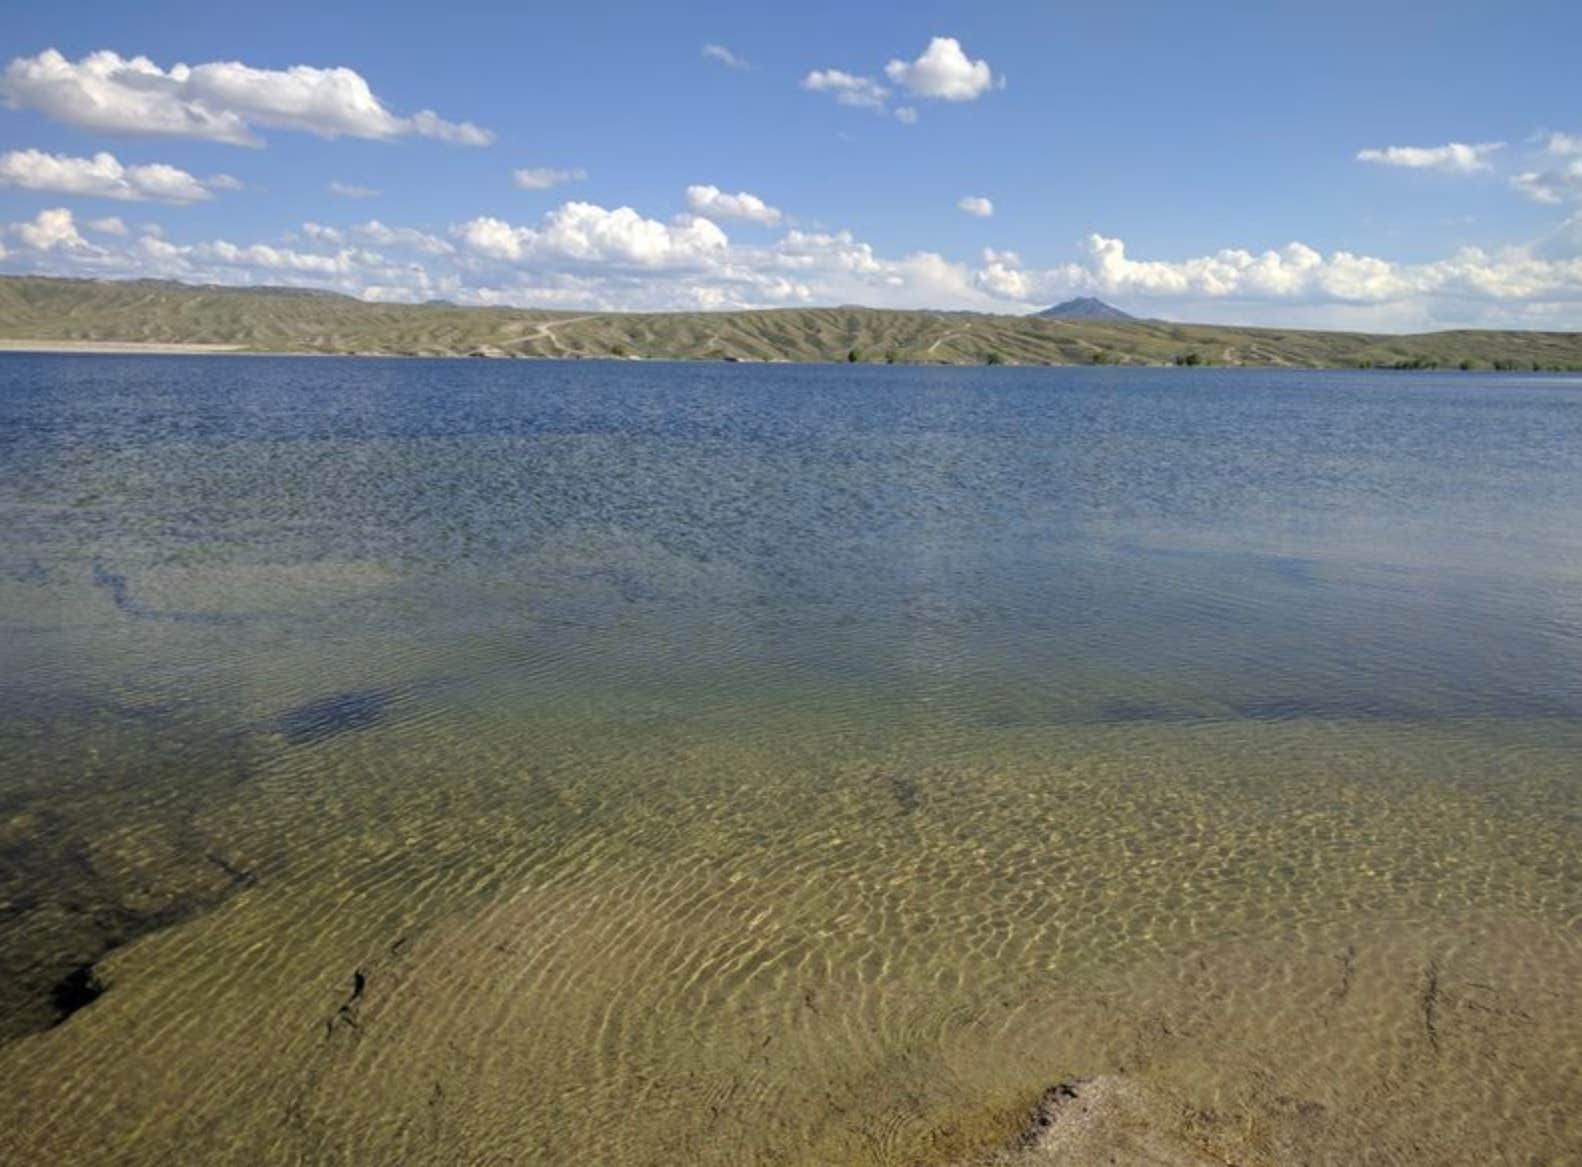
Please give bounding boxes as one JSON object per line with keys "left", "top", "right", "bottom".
{"left": 4, "top": 339, "right": 1581, "bottom": 373}
{"left": 0, "top": 339, "right": 248, "bottom": 355}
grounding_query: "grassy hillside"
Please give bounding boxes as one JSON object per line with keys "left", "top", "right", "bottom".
{"left": 3, "top": 275, "right": 1581, "bottom": 369}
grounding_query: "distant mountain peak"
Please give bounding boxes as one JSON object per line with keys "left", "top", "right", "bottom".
{"left": 1035, "top": 297, "right": 1134, "bottom": 321}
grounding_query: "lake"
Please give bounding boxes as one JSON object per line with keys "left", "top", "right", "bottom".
{"left": 2, "top": 355, "right": 1580, "bottom": 1164}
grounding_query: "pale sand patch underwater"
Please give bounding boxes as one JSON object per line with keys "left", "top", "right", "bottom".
{"left": 1, "top": 709, "right": 1578, "bottom": 1166}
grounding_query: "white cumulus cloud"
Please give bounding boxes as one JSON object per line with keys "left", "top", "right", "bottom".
{"left": 86, "top": 216, "right": 128, "bottom": 235}
{"left": 0, "top": 148, "right": 217, "bottom": 203}
{"left": 1, "top": 49, "right": 492, "bottom": 146}
{"left": 801, "top": 69, "right": 889, "bottom": 110}
{"left": 702, "top": 44, "right": 749, "bottom": 70}
{"left": 884, "top": 37, "right": 995, "bottom": 102}
{"left": 266, "top": 222, "right": 452, "bottom": 270}
{"left": 10, "top": 206, "right": 96, "bottom": 252}
{"left": 11, "top": 191, "right": 1582, "bottom": 329}
{"left": 405, "top": 109, "right": 492, "bottom": 146}
{"left": 804, "top": 37, "right": 994, "bottom": 115}
{"left": 967, "top": 232, "right": 1582, "bottom": 330}
{"left": 456, "top": 202, "right": 730, "bottom": 269}
{"left": 124, "top": 231, "right": 446, "bottom": 300}
{"left": 513, "top": 167, "right": 587, "bottom": 191}
{"left": 1510, "top": 160, "right": 1582, "bottom": 205}
{"left": 685, "top": 185, "right": 782, "bottom": 225}
{"left": 353, "top": 220, "right": 454, "bottom": 255}
{"left": 1540, "top": 131, "right": 1582, "bottom": 157}
{"left": 1355, "top": 141, "right": 1504, "bottom": 174}
{"left": 196, "top": 239, "right": 358, "bottom": 275}
{"left": 328, "top": 180, "right": 379, "bottom": 199}
{"left": 976, "top": 256, "right": 1029, "bottom": 299}
{"left": 957, "top": 196, "right": 994, "bottom": 218}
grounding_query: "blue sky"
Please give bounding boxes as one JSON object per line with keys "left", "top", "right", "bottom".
{"left": 2, "top": 0, "right": 1580, "bottom": 329}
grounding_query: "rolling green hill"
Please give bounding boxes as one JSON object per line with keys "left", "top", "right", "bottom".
{"left": 3, "top": 275, "right": 1581, "bottom": 370}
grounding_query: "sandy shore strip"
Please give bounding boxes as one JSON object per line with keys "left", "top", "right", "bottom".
{"left": 0, "top": 338, "right": 248, "bottom": 355}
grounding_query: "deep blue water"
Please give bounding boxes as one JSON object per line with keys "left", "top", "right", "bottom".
{"left": 5, "top": 356, "right": 1582, "bottom": 729}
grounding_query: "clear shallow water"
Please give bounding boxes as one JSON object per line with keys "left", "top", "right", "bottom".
{"left": 1, "top": 356, "right": 1580, "bottom": 1164}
